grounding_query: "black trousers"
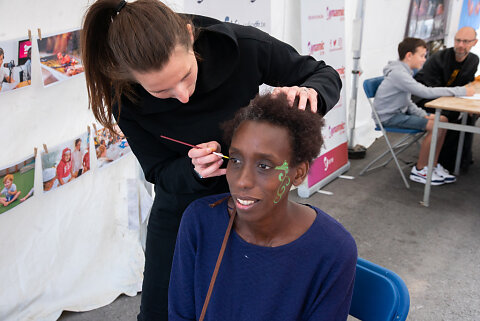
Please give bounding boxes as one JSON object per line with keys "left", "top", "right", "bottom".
{"left": 137, "top": 207, "right": 182, "bottom": 321}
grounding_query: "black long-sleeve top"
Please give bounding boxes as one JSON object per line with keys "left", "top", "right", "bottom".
{"left": 115, "top": 15, "right": 342, "bottom": 217}
{"left": 412, "top": 47, "right": 478, "bottom": 107}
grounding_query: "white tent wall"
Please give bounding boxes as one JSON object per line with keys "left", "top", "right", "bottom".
{"left": 0, "top": 1, "right": 145, "bottom": 321}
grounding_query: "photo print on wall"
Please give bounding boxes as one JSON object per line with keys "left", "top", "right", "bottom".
{"left": 406, "top": 0, "right": 448, "bottom": 41}
{"left": 0, "top": 155, "right": 35, "bottom": 215}
{"left": 37, "top": 29, "right": 84, "bottom": 87}
{"left": 0, "top": 37, "right": 33, "bottom": 94}
{"left": 41, "top": 132, "right": 90, "bottom": 193}
{"left": 94, "top": 125, "right": 131, "bottom": 168}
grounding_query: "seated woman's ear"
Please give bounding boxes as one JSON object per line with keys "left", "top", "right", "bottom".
{"left": 292, "top": 161, "right": 309, "bottom": 186}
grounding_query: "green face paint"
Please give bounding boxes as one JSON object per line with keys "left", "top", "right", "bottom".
{"left": 274, "top": 160, "right": 291, "bottom": 204}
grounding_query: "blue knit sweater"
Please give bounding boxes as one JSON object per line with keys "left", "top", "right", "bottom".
{"left": 168, "top": 194, "right": 357, "bottom": 321}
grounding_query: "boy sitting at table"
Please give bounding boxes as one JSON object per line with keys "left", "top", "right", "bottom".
{"left": 373, "top": 37, "right": 475, "bottom": 185}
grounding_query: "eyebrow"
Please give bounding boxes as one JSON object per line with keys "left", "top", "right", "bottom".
{"left": 150, "top": 68, "right": 191, "bottom": 94}
{"left": 229, "top": 147, "right": 279, "bottom": 162}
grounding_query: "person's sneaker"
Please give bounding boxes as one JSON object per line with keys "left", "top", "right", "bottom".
{"left": 434, "top": 163, "right": 456, "bottom": 183}
{"left": 410, "top": 166, "right": 445, "bottom": 185}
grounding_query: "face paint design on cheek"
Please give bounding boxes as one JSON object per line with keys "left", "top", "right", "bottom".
{"left": 274, "top": 160, "right": 291, "bottom": 204}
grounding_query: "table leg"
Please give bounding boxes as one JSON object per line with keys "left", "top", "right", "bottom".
{"left": 454, "top": 112, "right": 467, "bottom": 176}
{"left": 422, "top": 109, "right": 441, "bottom": 207}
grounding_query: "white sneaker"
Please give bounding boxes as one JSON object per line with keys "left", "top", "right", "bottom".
{"left": 434, "top": 164, "right": 456, "bottom": 183}
{"left": 410, "top": 166, "right": 445, "bottom": 185}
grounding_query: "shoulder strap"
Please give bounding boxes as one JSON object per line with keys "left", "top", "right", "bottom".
{"left": 199, "top": 206, "right": 236, "bottom": 321}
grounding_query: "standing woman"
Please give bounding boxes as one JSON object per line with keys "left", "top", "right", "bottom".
{"left": 81, "top": 0, "right": 341, "bottom": 320}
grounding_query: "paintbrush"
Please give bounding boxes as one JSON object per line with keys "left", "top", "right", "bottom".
{"left": 160, "top": 135, "right": 229, "bottom": 159}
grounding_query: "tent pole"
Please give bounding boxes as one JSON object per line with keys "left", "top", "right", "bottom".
{"left": 348, "top": 0, "right": 367, "bottom": 157}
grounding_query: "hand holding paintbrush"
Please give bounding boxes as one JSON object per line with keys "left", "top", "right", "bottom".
{"left": 160, "top": 135, "right": 228, "bottom": 178}
{"left": 160, "top": 135, "right": 229, "bottom": 159}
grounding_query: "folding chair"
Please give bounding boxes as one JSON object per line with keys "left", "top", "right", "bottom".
{"left": 349, "top": 257, "right": 410, "bottom": 321}
{"left": 359, "top": 76, "right": 426, "bottom": 189}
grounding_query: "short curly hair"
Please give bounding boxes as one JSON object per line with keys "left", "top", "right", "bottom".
{"left": 222, "top": 93, "right": 324, "bottom": 166}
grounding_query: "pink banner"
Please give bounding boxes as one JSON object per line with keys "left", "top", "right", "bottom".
{"left": 307, "top": 142, "right": 348, "bottom": 188}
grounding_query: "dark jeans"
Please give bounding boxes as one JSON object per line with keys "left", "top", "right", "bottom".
{"left": 137, "top": 208, "right": 182, "bottom": 321}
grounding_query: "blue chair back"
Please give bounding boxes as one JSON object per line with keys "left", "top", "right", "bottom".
{"left": 363, "top": 76, "right": 385, "bottom": 99}
{"left": 349, "top": 257, "right": 410, "bottom": 321}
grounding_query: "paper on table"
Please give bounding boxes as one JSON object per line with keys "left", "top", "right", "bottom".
{"left": 459, "top": 93, "right": 480, "bottom": 100}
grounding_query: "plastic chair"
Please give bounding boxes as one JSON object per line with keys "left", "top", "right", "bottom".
{"left": 359, "top": 76, "right": 425, "bottom": 189}
{"left": 349, "top": 257, "right": 410, "bottom": 321}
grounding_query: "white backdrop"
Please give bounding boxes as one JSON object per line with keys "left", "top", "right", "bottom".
{"left": 298, "top": 0, "right": 349, "bottom": 197}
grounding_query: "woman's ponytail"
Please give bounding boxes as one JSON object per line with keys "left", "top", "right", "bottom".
{"left": 81, "top": 0, "right": 120, "bottom": 134}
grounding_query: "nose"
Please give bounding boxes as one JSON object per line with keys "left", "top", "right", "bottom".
{"left": 236, "top": 165, "right": 255, "bottom": 190}
{"left": 174, "top": 83, "right": 190, "bottom": 104}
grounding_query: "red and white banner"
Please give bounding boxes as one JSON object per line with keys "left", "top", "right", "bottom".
{"left": 298, "top": 0, "right": 349, "bottom": 197}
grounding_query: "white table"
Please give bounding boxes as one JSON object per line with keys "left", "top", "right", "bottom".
{"left": 422, "top": 96, "right": 480, "bottom": 207}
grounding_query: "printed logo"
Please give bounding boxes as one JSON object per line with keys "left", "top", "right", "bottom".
{"left": 336, "top": 66, "right": 346, "bottom": 79}
{"left": 225, "top": 16, "right": 238, "bottom": 24}
{"left": 324, "top": 156, "right": 334, "bottom": 172}
{"left": 329, "top": 37, "right": 343, "bottom": 52}
{"left": 225, "top": 16, "right": 266, "bottom": 28}
{"left": 307, "top": 41, "right": 325, "bottom": 56}
{"left": 326, "top": 7, "right": 345, "bottom": 20}
{"left": 308, "top": 14, "right": 324, "bottom": 20}
{"left": 328, "top": 122, "right": 346, "bottom": 139}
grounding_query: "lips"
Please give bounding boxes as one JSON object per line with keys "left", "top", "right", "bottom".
{"left": 233, "top": 195, "right": 260, "bottom": 210}
{"left": 237, "top": 199, "right": 255, "bottom": 206}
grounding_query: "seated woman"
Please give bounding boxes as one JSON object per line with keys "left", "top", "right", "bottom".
{"left": 168, "top": 93, "right": 357, "bottom": 321}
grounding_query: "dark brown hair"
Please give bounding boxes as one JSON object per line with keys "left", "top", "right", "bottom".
{"left": 398, "top": 37, "right": 427, "bottom": 60}
{"left": 81, "top": 0, "right": 193, "bottom": 134}
{"left": 222, "top": 93, "right": 324, "bottom": 167}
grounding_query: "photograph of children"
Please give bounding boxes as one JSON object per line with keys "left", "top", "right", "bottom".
{"left": 37, "top": 29, "right": 84, "bottom": 87}
{"left": 0, "top": 38, "right": 32, "bottom": 94}
{"left": 0, "top": 156, "right": 35, "bottom": 215}
{"left": 41, "top": 132, "right": 90, "bottom": 193}
{"left": 94, "top": 125, "right": 131, "bottom": 168}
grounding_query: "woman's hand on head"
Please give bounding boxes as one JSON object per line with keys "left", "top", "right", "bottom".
{"left": 188, "top": 141, "right": 227, "bottom": 178}
{"left": 272, "top": 86, "right": 318, "bottom": 112}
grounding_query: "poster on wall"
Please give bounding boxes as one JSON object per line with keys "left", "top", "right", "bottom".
{"left": 458, "top": 0, "right": 480, "bottom": 30}
{"left": 0, "top": 38, "right": 32, "bottom": 94}
{"left": 298, "top": 0, "right": 348, "bottom": 198}
{"left": 37, "top": 29, "right": 84, "bottom": 87}
{"left": 94, "top": 126, "right": 131, "bottom": 168}
{"left": 41, "top": 132, "right": 90, "bottom": 192}
{"left": 0, "top": 155, "right": 35, "bottom": 214}
{"left": 406, "top": 0, "right": 448, "bottom": 41}
{"left": 184, "top": 0, "right": 271, "bottom": 34}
